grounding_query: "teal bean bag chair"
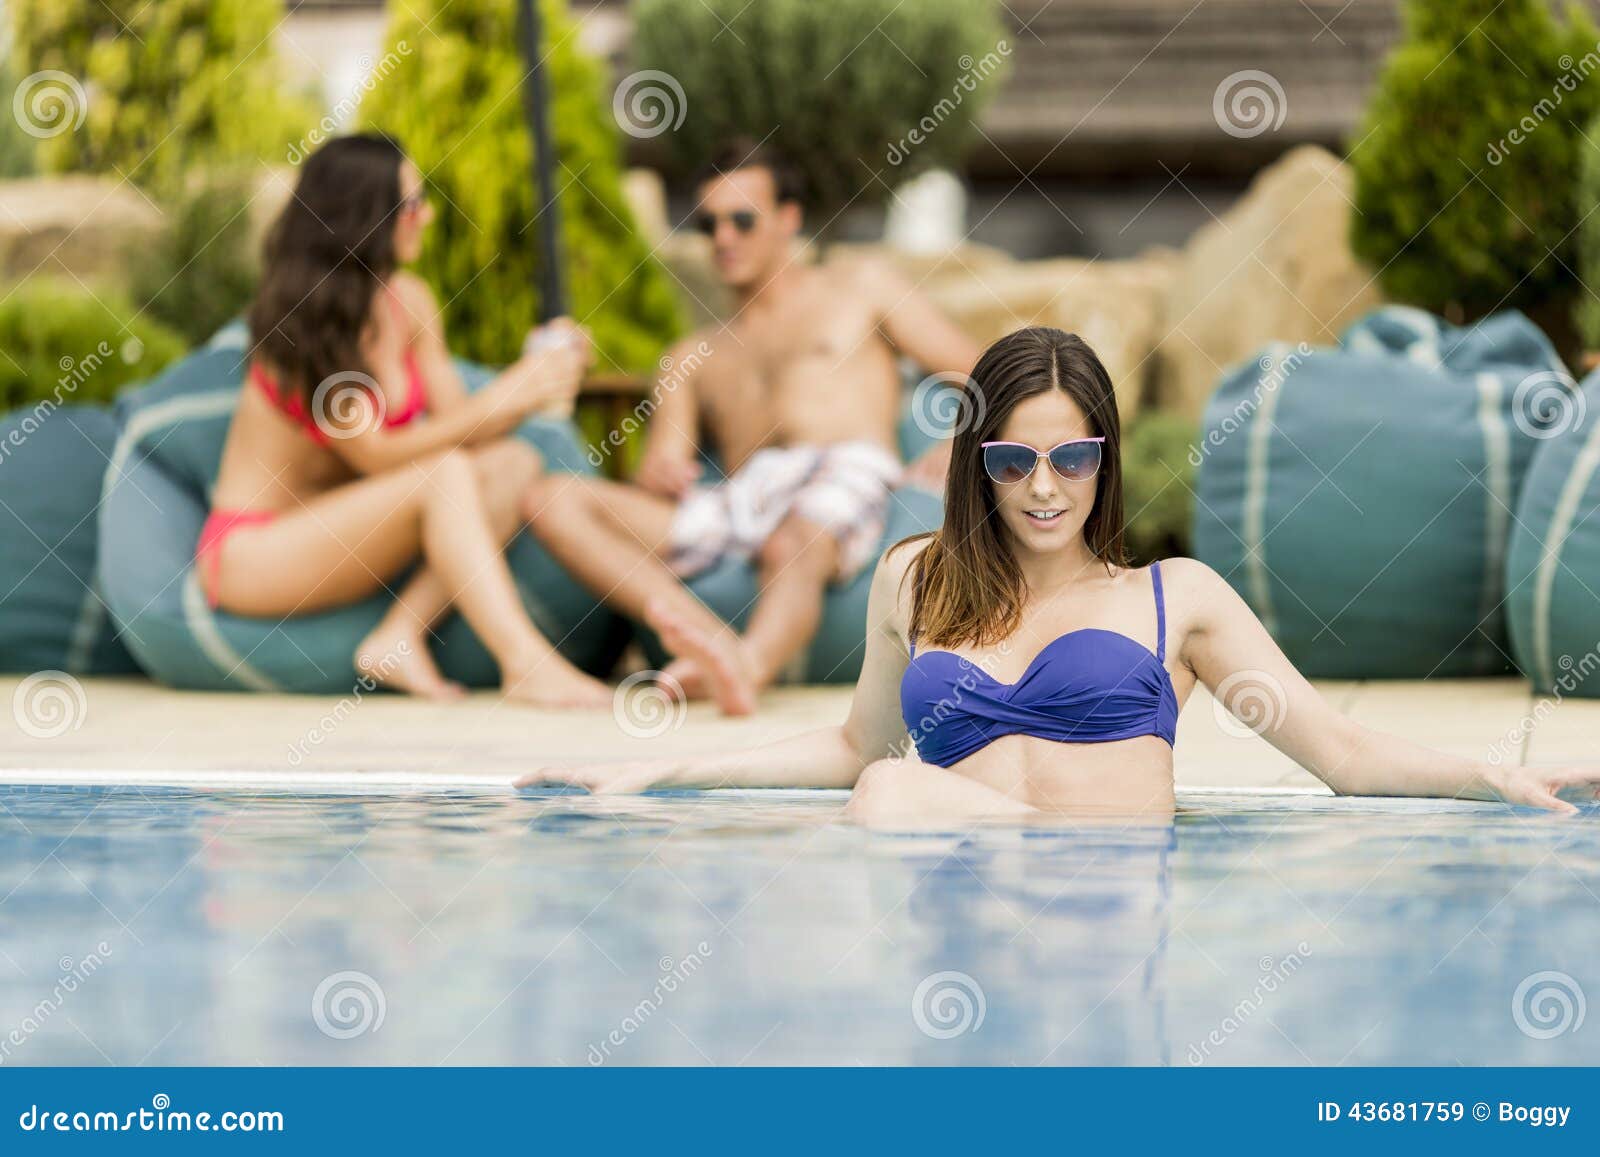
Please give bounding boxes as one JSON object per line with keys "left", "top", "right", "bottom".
{"left": 0, "top": 404, "right": 140, "bottom": 675}
{"left": 98, "top": 323, "right": 624, "bottom": 693}
{"left": 1506, "top": 372, "right": 1600, "bottom": 695}
{"left": 1193, "top": 306, "right": 1567, "bottom": 679}
{"left": 635, "top": 370, "right": 950, "bottom": 684}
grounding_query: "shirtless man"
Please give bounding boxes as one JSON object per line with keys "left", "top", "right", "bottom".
{"left": 526, "top": 139, "right": 980, "bottom": 714}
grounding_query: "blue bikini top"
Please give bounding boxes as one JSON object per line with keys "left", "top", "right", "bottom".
{"left": 900, "top": 560, "right": 1179, "bottom": 768}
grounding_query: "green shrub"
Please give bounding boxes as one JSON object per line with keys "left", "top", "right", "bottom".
{"left": 9, "top": 0, "right": 311, "bottom": 188}
{"left": 1123, "top": 412, "right": 1197, "bottom": 562}
{"left": 0, "top": 280, "right": 185, "bottom": 413}
{"left": 1350, "top": 0, "right": 1600, "bottom": 321}
{"left": 1576, "top": 109, "right": 1600, "bottom": 349}
{"left": 0, "top": 54, "right": 37, "bottom": 178}
{"left": 363, "top": 0, "right": 682, "bottom": 372}
{"left": 632, "top": 0, "right": 1007, "bottom": 219}
{"left": 128, "top": 171, "right": 258, "bottom": 346}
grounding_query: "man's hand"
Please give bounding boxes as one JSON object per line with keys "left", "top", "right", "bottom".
{"left": 634, "top": 450, "right": 702, "bottom": 499}
{"left": 902, "top": 441, "right": 952, "bottom": 494}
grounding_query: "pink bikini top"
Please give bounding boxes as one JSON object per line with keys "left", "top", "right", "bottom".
{"left": 250, "top": 287, "right": 428, "bottom": 447}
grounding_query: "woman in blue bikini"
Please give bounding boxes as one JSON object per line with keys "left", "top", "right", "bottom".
{"left": 520, "top": 327, "right": 1600, "bottom": 821}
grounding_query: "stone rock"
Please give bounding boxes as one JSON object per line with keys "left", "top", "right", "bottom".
{"left": 621, "top": 168, "right": 670, "bottom": 247}
{"left": 1155, "top": 144, "right": 1384, "bottom": 420}
{"left": 913, "top": 251, "right": 1177, "bottom": 424}
{"left": 0, "top": 175, "right": 162, "bottom": 283}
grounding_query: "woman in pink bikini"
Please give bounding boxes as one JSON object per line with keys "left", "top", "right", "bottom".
{"left": 203, "top": 133, "right": 611, "bottom": 707}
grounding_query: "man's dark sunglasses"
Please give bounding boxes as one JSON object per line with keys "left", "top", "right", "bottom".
{"left": 694, "top": 210, "right": 758, "bottom": 237}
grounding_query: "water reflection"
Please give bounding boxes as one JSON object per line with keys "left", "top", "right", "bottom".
{"left": 0, "top": 787, "right": 1594, "bottom": 1065}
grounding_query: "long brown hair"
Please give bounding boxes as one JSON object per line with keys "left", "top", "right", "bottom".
{"left": 247, "top": 133, "right": 407, "bottom": 399}
{"left": 904, "top": 326, "right": 1129, "bottom": 649}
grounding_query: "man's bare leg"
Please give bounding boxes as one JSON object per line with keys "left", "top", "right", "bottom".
{"left": 736, "top": 515, "right": 839, "bottom": 687}
{"left": 524, "top": 475, "right": 758, "bottom": 715}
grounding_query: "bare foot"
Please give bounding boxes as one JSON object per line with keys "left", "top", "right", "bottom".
{"left": 644, "top": 598, "right": 757, "bottom": 716}
{"left": 502, "top": 654, "right": 613, "bottom": 709}
{"left": 355, "top": 627, "right": 465, "bottom": 701}
{"left": 660, "top": 656, "right": 708, "bottom": 701}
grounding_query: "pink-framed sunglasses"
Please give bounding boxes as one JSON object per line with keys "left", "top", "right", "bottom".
{"left": 980, "top": 437, "right": 1105, "bottom": 484}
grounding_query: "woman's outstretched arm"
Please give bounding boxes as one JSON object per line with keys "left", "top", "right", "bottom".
{"left": 1178, "top": 558, "right": 1600, "bottom": 814}
{"left": 516, "top": 550, "right": 919, "bottom": 793}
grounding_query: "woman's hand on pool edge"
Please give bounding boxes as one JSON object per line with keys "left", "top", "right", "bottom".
{"left": 1488, "top": 764, "right": 1600, "bottom": 815}
{"left": 514, "top": 762, "right": 670, "bottom": 794}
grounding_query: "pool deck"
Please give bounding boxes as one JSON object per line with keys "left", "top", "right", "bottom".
{"left": 0, "top": 674, "right": 1591, "bottom": 793}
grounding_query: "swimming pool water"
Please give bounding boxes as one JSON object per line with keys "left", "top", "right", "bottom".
{"left": 0, "top": 785, "right": 1595, "bottom": 1066}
